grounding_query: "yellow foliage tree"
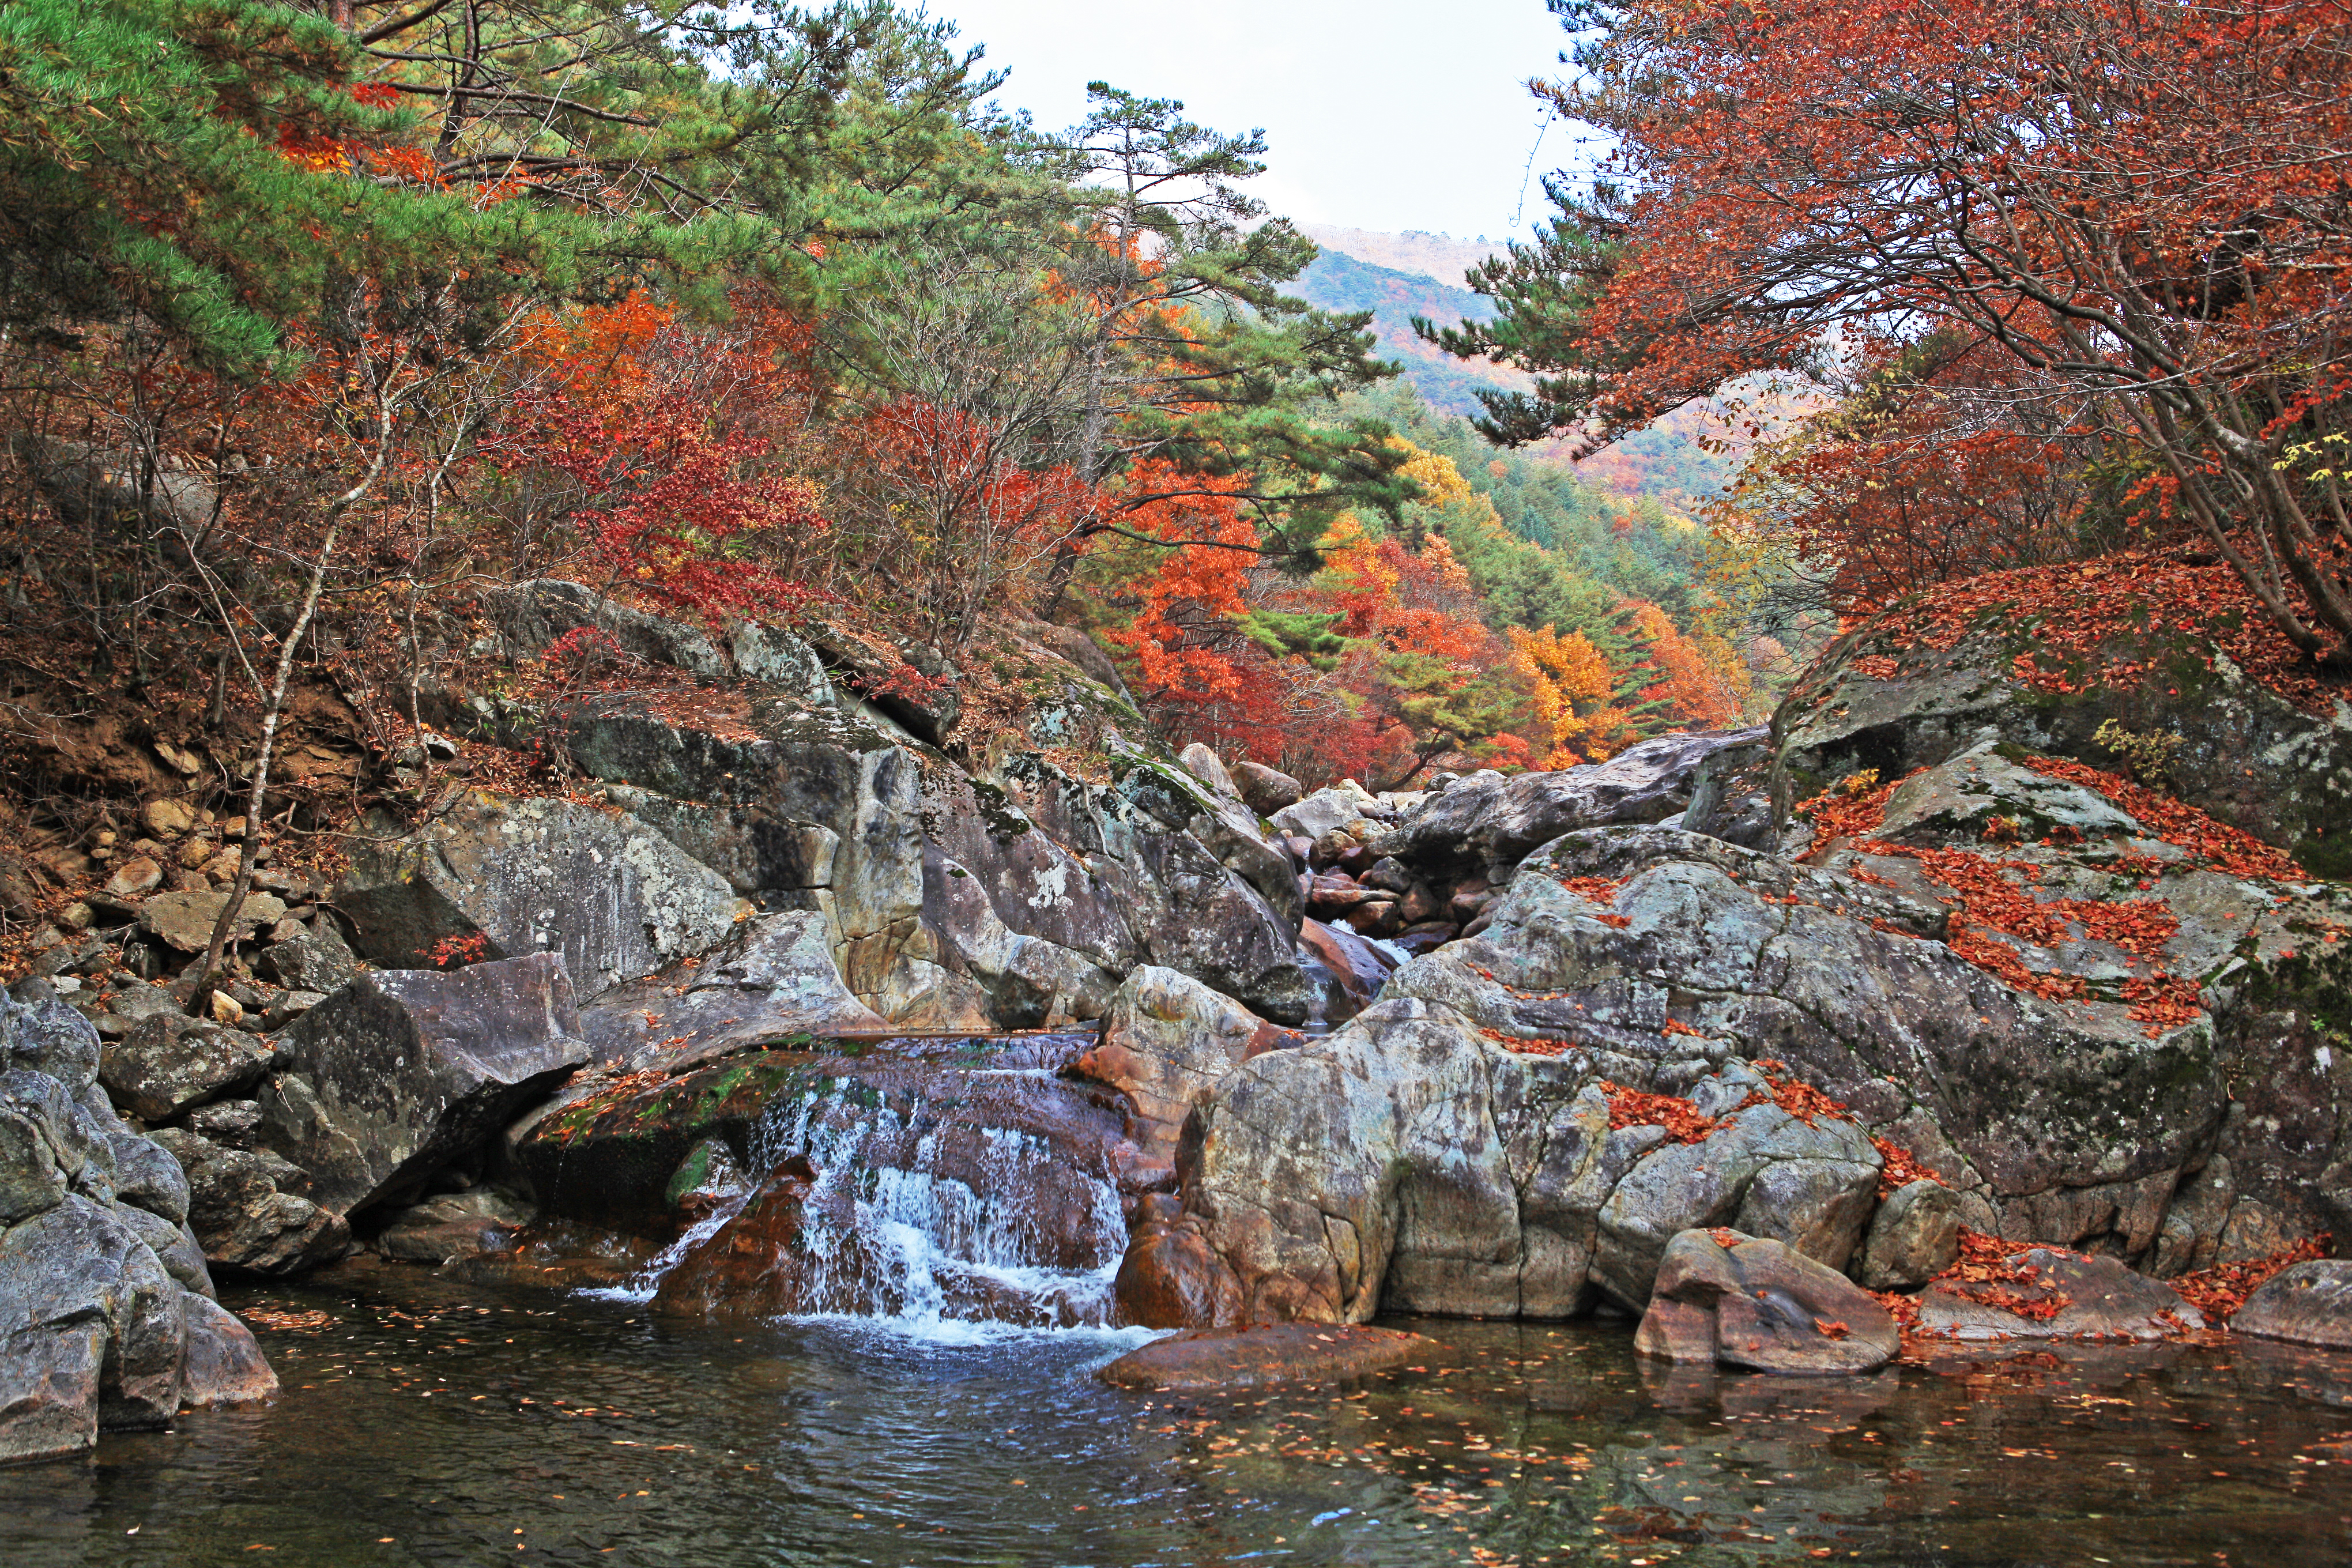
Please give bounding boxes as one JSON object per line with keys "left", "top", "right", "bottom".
{"left": 1507, "top": 624, "right": 1634, "bottom": 766}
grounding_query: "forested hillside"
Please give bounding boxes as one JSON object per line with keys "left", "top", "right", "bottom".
{"left": 0, "top": 0, "right": 1811, "bottom": 973}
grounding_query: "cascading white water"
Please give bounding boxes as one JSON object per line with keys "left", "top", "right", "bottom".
{"left": 590, "top": 1065, "right": 1140, "bottom": 1344}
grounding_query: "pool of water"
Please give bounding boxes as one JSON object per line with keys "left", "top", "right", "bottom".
{"left": 4, "top": 1258, "right": 2350, "bottom": 1567}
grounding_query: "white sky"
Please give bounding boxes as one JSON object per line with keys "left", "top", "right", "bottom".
{"left": 929, "top": 0, "right": 1589, "bottom": 241}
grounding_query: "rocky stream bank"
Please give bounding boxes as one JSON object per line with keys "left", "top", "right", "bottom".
{"left": 5, "top": 581, "right": 2352, "bottom": 1464}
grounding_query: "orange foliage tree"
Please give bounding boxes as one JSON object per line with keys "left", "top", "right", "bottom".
{"left": 501, "top": 292, "right": 827, "bottom": 628}
{"left": 1438, "top": 0, "right": 2352, "bottom": 666}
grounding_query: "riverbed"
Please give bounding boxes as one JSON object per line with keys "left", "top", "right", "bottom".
{"left": 2, "top": 1259, "right": 2347, "bottom": 1566}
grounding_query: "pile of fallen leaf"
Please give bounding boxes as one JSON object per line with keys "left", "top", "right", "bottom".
{"left": 2021, "top": 756, "right": 2303, "bottom": 881}
{"left": 1598, "top": 1082, "right": 1722, "bottom": 1144}
{"left": 2167, "top": 1234, "right": 2332, "bottom": 1321}
{"left": 1872, "top": 1136, "right": 1942, "bottom": 1197}
{"left": 1874, "top": 549, "right": 2345, "bottom": 717}
{"left": 1792, "top": 753, "right": 2310, "bottom": 1035}
{"left": 1935, "top": 1229, "right": 2072, "bottom": 1321}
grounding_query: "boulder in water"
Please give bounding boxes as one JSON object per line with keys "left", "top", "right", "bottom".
{"left": 1918, "top": 1247, "right": 2204, "bottom": 1339}
{"left": 0, "top": 994, "right": 274, "bottom": 1464}
{"left": 2231, "top": 1260, "right": 2352, "bottom": 1349}
{"left": 1097, "top": 1323, "right": 1434, "bottom": 1390}
{"left": 1634, "top": 1230, "right": 1900, "bottom": 1374}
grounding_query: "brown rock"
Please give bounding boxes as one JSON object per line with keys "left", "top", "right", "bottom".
{"left": 1232, "top": 761, "right": 1304, "bottom": 817}
{"left": 1635, "top": 1229, "right": 1901, "bottom": 1374}
{"left": 104, "top": 855, "right": 164, "bottom": 902}
{"left": 1114, "top": 1221, "right": 1242, "bottom": 1329}
{"left": 1856, "top": 1179, "right": 1962, "bottom": 1289}
{"left": 1071, "top": 966, "right": 1268, "bottom": 1163}
{"left": 142, "top": 800, "right": 197, "bottom": 838}
{"left": 1305, "top": 871, "right": 1375, "bottom": 916}
{"left": 176, "top": 838, "right": 215, "bottom": 871}
{"left": 177, "top": 1296, "right": 278, "bottom": 1408}
{"left": 136, "top": 889, "right": 286, "bottom": 953}
{"left": 1397, "top": 883, "right": 1442, "bottom": 925}
{"left": 1343, "top": 898, "right": 1403, "bottom": 939}
{"left": 1098, "top": 1322, "right": 1433, "bottom": 1391}
{"left": 1918, "top": 1247, "right": 2204, "bottom": 1340}
{"left": 1295, "top": 917, "right": 1394, "bottom": 1024}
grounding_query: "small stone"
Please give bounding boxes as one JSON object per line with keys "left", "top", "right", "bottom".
{"left": 166, "top": 866, "right": 212, "bottom": 894}
{"left": 142, "top": 800, "right": 197, "bottom": 838}
{"left": 152, "top": 741, "right": 205, "bottom": 778}
{"left": 56, "top": 902, "right": 94, "bottom": 933}
{"left": 217, "top": 817, "right": 247, "bottom": 840}
{"left": 208, "top": 990, "right": 244, "bottom": 1027}
{"left": 93, "top": 830, "right": 117, "bottom": 850}
{"left": 176, "top": 838, "right": 214, "bottom": 871}
{"left": 103, "top": 855, "right": 163, "bottom": 902}
{"left": 265, "top": 918, "right": 305, "bottom": 944}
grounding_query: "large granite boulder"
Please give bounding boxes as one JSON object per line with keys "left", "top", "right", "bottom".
{"left": 1774, "top": 583, "right": 2352, "bottom": 876}
{"left": 336, "top": 790, "right": 738, "bottom": 991}
{"left": 1118, "top": 1004, "right": 1884, "bottom": 1327}
{"left": 263, "top": 953, "right": 590, "bottom": 1217}
{"left": 1634, "top": 1230, "right": 1901, "bottom": 1374}
{"left": 148, "top": 1125, "right": 350, "bottom": 1275}
{"left": 1072, "top": 965, "right": 1286, "bottom": 1165}
{"left": 579, "top": 911, "right": 889, "bottom": 1068}
{"left": 99, "top": 1014, "right": 274, "bottom": 1124}
{"left": 1375, "top": 729, "right": 1767, "bottom": 881}
{"left": 436, "top": 597, "right": 1316, "bottom": 1030}
{"left": 0, "top": 993, "right": 274, "bottom": 1465}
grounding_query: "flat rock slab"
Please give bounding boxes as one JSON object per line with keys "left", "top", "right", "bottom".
{"left": 1919, "top": 1247, "right": 2205, "bottom": 1340}
{"left": 2232, "top": 1260, "right": 2352, "bottom": 1350}
{"left": 138, "top": 890, "right": 285, "bottom": 953}
{"left": 1098, "top": 1324, "right": 1434, "bottom": 1391}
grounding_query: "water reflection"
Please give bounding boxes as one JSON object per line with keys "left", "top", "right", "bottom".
{"left": 2, "top": 1260, "right": 2348, "bottom": 1566}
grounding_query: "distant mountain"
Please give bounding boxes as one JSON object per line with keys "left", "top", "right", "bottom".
{"left": 1296, "top": 224, "right": 1746, "bottom": 510}
{"left": 1292, "top": 243, "right": 1531, "bottom": 419}
{"left": 1296, "top": 224, "right": 1502, "bottom": 287}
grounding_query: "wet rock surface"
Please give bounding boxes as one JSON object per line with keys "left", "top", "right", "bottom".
{"left": 1097, "top": 1323, "right": 1434, "bottom": 1390}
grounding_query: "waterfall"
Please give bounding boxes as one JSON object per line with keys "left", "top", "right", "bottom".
{"left": 579, "top": 1044, "right": 1143, "bottom": 1342}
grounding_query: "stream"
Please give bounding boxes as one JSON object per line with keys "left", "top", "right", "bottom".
{"left": 2, "top": 1258, "right": 2348, "bottom": 1566}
